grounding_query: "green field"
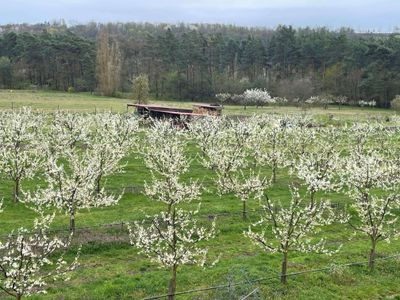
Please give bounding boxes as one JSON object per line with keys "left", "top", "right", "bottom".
{"left": 0, "top": 90, "right": 399, "bottom": 299}
{"left": 0, "top": 89, "right": 395, "bottom": 120}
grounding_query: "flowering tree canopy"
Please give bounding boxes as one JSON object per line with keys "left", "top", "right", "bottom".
{"left": 245, "top": 185, "right": 341, "bottom": 284}
{"left": 24, "top": 112, "right": 126, "bottom": 233}
{"left": 340, "top": 143, "right": 400, "bottom": 270}
{"left": 89, "top": 112, "right": 139, "bottom": 192}
{"left": 0, "top": 108, "right": 42, "bottom": 201}
{"left": 242, "top": 88, "right": 275, "bottom": 108}
{"left": 129, "top": 120, "right": 216, "bottom": 300}
{"left": 0, "top": 214, "right": 79, "bottom": 299}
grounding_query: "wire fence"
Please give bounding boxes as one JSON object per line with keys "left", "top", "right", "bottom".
{"left": 0, "top": 197, "right": 350, "bottom": 241}
{"left": 141, "top": 253, "right": 400, "bottom": 300}
{"left": 240, "top": 288, "right": 260, "bottom": 300}
{"left": 0, "top": 205, "right": 395, "bottom": 299}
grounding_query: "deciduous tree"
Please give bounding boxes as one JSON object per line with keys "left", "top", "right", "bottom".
{"left": 95, "top": 26, "right": 122, "bottom": 96}
{"left": 0, "top": 214, "right": 79, "bottom": 299}
{"left": 341, "top": 145, "right": 400, "bottom": 271}
{"left": 0, "top": 108, "right": 42, "bottom": 202}
{"left": 129, "top": 120, "right": 216, "bottom": 300}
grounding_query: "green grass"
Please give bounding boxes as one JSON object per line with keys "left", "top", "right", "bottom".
{"left": 0, "top": 90, "right": 399, "bottom": 299}
{"left": 0, "top": 89, "right": 396, "bottom": 120}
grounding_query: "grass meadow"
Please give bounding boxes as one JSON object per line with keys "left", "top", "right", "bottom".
{"left": 0, "top": 90, "right": 399, "bottom": 299}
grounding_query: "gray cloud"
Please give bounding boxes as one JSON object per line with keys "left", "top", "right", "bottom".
{"left": 0, "top": 0, "right": 399, "bottom": 31}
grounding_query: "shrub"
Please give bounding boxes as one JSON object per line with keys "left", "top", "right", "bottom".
{"left": 391, "top": 95, "right": 400, "bottom": 111}
{"left": 132, "top": 74, "right": 149, "bottom": 104}
{"left": 215, "top": 93, "right": 231, "bottom": 104}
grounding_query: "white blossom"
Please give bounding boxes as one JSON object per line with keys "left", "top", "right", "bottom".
{"left": 0, "top": 213, "right": 79, "bottom": 299}
{"left": 24, "top": 147, "right": 121, "bottom": 234}
{"left": 358, "top": 100, "right": 377, "bottom": 107}
{"left": 215, "top": 93, "right": 231, "bottom": 104}
{"left": 89, "top": 112, "right": 139, "bottom": 192}
{"left": 0, "top": 107, "right": 43, "bottom": 201}
{"left": 245, "top": 185, "right": 341, "bottom": 284}
{"left": 340, "top": 144, "right": 400, "bottom": 270}
{"left": 242, "top": 88, "right": 275, "bottom": 107}
{"left": 130, "top": 120, "right": 217, "bottom": 298}
{"left": 292, "top": 132, "right": 341, "bottom": 195}
{"left": 305, "top": 96, "right": 333, "bottom": 109}
{"left": 22, "top": 112, "right": 128, "bottom": 233}
{"left": 250, "top": 115, "right": 291, "bottom": 183}
{"left": 45, "top": 111, "right": 91, "bottom": 154}
{"left": 129, "top": 207, "right": 216, "bottom": 268}
{"left": 188, "top": 116, "right": 229, "bottom": 159}
{"left": 193, "top": 117, "right": 267, "bottom": 218}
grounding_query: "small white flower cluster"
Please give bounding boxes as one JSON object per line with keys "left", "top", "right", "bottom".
{"left": 130, "top": 208, "right": 216, "bottom": 267}
{"left": 340, "top": 142, "right": 400, "bottom": 269}
{"left": 242, "top": 88, "right": 275, "bottom": 107}
{"left": 190, "top": 116, "right": 269, "bottom": 218}
{"left": 305, "top": 96, "right": 334, "bottom": 108}
{"left": 305, "top": 96, "right": 321, "bottom": 104}
{"left": 293, "top": 132, "right": 341, "bottom": 195}
{"left": 1, "top": 107, "right": 400, "bottom": 293}
{"left": 215, "top": 93, "right": 231, "bottom": 104}
{"left": 216, "top": 88, "right": 287, "bottom": 108}
{"left": 245, "top": 185, "right": 339, "bottom": 255}
{"left": 37, "top": 112, "right": 138, "bottom": 232}
{"left": 0, "top": 109, "right": 139, "bottom": 297}
{"left": 0, "top": 213, "right": 79, "bottom": 299}
{"left": 243, "top": 127, "right": 345, "bottom": 282}
{"left": 335, "top": 95, "right": 348, "bottom": 105}
{"left": 0, "top": 108, "right": 43, "bottom": 202}
{"left": 189, "top": 114, "right": 400, "bottom": 280}
{"left": 358, "top": 100, "right": 377, "bottom": 107}
{"left": 250, "top": 115, "right": 292, "bottom": 183}
{"left": 129, "top": 119, "right": 217, "bottom": 296}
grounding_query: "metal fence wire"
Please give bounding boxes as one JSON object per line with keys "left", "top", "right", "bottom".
{"left": 141, "top": 254, "right": 400, "bottom": 300}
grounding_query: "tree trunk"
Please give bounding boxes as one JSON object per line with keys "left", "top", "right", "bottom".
{"left": 272, "top": 164, "right": 277, "bottom": 183}
{"left": 96, "top": 175, "right": 102, "bottom": 194}
{"left": 13, "top": 178, "right": 20, "bottom": 202}
{"left": 70, "top": 209, "right": 76, "bottom": 234}
{"left": 281, "top": 251, "right": 288, "bottom": 284}
{"left": 242, "top": 201, "right": 247, "bottom": 219}
{"left": 168, "top": 264, "right": 178, "bottom": 300}
{"left": 16, "top": 294, "right": 22, "bottom": 300}
{"left": 368, "top": 238, "right": 377, "bottom": 272}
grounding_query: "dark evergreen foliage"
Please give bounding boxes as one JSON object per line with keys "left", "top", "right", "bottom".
{"left": 0, "top": 22, "right": 399, "bottom": 106}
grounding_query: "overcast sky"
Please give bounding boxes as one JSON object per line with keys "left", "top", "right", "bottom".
{"left": 1, "top": 0, "right": 399, "bottom": 32}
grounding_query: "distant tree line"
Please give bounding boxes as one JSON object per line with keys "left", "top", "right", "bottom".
{"left": 0, "top": 29, "right": 95, "bottom": 91}
{"left": 0, "top": 22, "right": 400, "bottom": 107}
